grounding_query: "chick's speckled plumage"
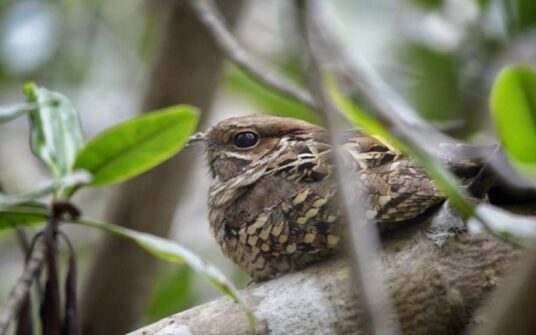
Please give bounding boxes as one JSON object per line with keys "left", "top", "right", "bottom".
{"left": 204, "top": 115, "right": 446, "bottom": 281}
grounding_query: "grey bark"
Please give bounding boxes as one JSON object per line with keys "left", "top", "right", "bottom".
{"left": 129, "top": 220, "right": 520, "bottom": 335}
{"left": 80, "top": 2, "right": 246, "bottom": 334}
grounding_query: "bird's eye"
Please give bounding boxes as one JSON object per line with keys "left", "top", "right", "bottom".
{"left": 233, "top": 131, "right": 260, "bottom": 149}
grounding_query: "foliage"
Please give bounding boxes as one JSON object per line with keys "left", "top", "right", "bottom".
{"left": 24, "top": 83, "right": 85, "bottom": 179}
{"left": 0, "top": 203, "right": 48, "bottom": 230}
{"left": 74, "top": 105, "right": 198, "bottom": 187}
{"left": 0, "top": 85, "right": 255, "bottom": 333}
{"left": 1, "top": 0, "right": 536, "bottom": 332}
{"left": 491, "top": 65, "right": 536, "bottom": 184}
{"left": 328, "top": 60, "right": 536, "bottom": 245}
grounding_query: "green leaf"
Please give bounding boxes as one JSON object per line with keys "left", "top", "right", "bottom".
{"left": 328, "top": 76, "right": 397, "bottom": 144}
{"left": 491, "top": 65, "right": 536, "bottom": 182}
{"left": 0, "top": 171, "right": 91, "bottom": 208}
{"left": 73, "top": 106, "right": 199, "bottom": 187}
{"left": 71, "top": 218, "right": 256, "bottom": 330}
{"left": 24, "top": 83, "right": 85, "bottom": 179}
{"left": 145, "top": 267, "right": 196, "bottom": 322}
{"left": 0, "top": 203, "right": 48, "bottom": 231}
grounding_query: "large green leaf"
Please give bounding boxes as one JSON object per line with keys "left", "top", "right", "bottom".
{"left": 72, "top": 218, "right": 255, "bottom": 329}
{"left": 73, "top": 106, "right": 199, "bottom": 187}
{"left": 0, "top": 203, "right": 48, "bottom": 231}
{"left": 491, "top": 65, "right": 536, "bottom": 182}
{"left": 24, "top": 83, "right": 85, "bottom": 179}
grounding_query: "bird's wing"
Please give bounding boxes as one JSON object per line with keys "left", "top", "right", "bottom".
{"left": 341, "top": 131, "right": 446, "bottom": 231}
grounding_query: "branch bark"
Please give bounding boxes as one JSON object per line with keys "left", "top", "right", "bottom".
{"left": 130, "top": 220, "right": 519, "bottom": 335}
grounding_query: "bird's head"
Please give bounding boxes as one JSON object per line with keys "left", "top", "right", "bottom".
{"left": 189, "top": 115, "right": 325, "bottom": 182}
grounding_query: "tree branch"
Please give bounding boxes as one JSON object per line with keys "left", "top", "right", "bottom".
{"left": 130, "top": 221, "right": 520, "bottom": 335}
{"left": 186, "top": 0, "right": 316, "bottom": 110}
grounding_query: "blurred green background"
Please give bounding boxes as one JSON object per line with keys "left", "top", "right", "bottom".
{"left": 0, "top": 0, "right": 535, "bottom": 333}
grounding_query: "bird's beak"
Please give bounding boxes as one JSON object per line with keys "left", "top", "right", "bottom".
{"left": 187, "top": 131, "right": 207, "bottom": 146}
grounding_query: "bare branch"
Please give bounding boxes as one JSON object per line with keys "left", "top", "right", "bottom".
{"left": 130, "top": 220, "right": 520, "bottom": 335}
{"left": 187, "top": 0, "right": 317, "bottom": 110}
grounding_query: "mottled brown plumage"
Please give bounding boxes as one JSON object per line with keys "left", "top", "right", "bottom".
{"left": 199, "top": 115, "right": 476, "bottom": 281}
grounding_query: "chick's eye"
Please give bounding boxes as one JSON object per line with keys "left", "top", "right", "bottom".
{"left": 233, "top": 131, "right": 259, "bottom": 148}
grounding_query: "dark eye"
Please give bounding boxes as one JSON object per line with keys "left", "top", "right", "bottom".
{"left": 233, "top": 131, "right": 259, "bottom": 149}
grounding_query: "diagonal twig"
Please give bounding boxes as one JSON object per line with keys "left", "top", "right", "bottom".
{"left": 294, "top": 1, "right": 401, "bottom": 334}
{"left": 308, "top": 4, "right": 530, "bottom": 195}
{"left": 0, "top": 237, "right": 46, "bottom": 334}
{"left": 187, "top": 0, "right": 317, "bottom": 110}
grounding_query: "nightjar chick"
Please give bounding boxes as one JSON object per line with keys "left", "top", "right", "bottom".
{"left": 196, "top": 115, "right": 474, "bottom": 281}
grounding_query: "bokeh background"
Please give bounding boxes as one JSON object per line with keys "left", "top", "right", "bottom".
{"left": 0, "top": 0, "right": 535, "bottom": 333}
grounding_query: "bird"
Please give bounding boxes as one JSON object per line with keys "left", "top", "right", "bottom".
{"left": 192, "top": 114, "right": 486, "bottom": 281}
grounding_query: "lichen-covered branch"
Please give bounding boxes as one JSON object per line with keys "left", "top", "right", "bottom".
{"left": 130, "top": 221, "right": 519, "bottom": 335}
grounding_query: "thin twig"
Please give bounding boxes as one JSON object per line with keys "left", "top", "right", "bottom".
{"left": 294, "top": 1, "right": 401, "bottom": 334}
{"left": 15, "top": 229, "right": 44, "bottom": 298}
{"left": 0, "top": 237, "right": 46, "bottom": 334}
{"left": 187, "top": 0, "right": 317, "bottom": 110}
